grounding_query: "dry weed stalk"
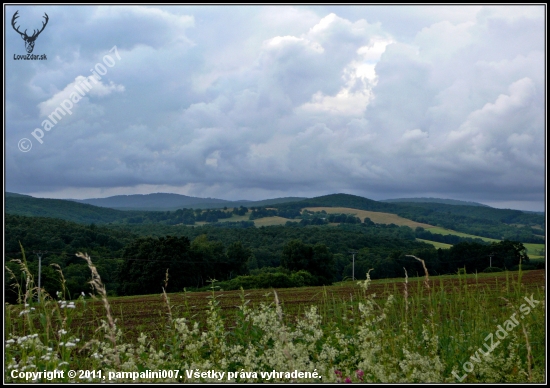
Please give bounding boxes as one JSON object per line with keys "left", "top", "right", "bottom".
{"left": 162, "top": 268, "right": 173, "bottom": 323}
{"left": 405, "top": 255, "right": 430, "bottom": 290}
{"left": 11, "top": 258, "right": 35, "bottom": 306}
{"left": 500, "top": 296, "right": 533, "bottom": 382}
{"left": 273, "top": 289, "right": 283, "bottom": 323}
{"left": 50, "top": 263, "right": 69, "bottom": 331}
{"left": 50, "top": 263, "right": 67, "bottom": 297}
{"left": 520, "top": 322, "right": 533, "bottom": 381}
{"left": 403, "top": 267, "right": 409, "bottom": 315}
{"left": 76, "top": 252, "right": 120, "bottom": 367}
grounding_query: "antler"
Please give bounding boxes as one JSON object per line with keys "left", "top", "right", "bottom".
{"left": 30, "top": 13, "right": 49, "bottom": 39}
{"left": 11, "top": 11, "right": 49, "bottom": 39}
{"left": 11, "top": 10, "right": 26, "bottom": 38}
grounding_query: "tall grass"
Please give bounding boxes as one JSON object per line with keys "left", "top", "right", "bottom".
{"left": 5, "top": 250, "right": 545, "bottom": 383}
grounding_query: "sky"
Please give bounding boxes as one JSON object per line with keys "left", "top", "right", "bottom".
{"left": 4, "top": 5, "right": 546, "bottom": 211}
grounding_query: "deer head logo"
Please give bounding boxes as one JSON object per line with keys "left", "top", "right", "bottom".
{"left": 11, "top": 10, "right": 49, "bottom": 54}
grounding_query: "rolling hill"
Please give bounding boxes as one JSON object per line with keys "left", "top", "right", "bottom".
{"left": 69, "top": 193, "right": 307, "bottom": 211}
{"left": 5, "top": 192, "right": 544, "bottom": 244}
{"left": 381, "top": 197, "right": 489, "bottom": 207}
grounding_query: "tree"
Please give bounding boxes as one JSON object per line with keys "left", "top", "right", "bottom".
{"left": 281, "top": 239, "right": 312, "bottom": 273}
{"left": 226, "top": 242, "right": 251, "bottom": 278}
{"left": 311, "top": 243, "right": 335, "bottom": 284}
{"left": 118, "top": 236, "right": 192, "bottom": 295}
{"left": 490, "top": 240, "right": 529, "bottom": 269}
{"left": 281, "top": 239, "right": 334, "bottom": 285}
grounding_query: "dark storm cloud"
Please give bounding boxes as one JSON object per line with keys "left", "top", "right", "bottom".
{"left": 5, "top": 6, "right": 544, "bottom": 211}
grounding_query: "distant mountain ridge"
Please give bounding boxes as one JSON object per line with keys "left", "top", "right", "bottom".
{"left": 68, "top": 193, "right": 307, "bottom": 211}
{"left": 6, "top": 192, "right": 33, "bottom": 198}
{"left": 5, "top": 192, "right": 544, "bottom": 243}
{"left": 4, "top": 192, "right": 307, "bottom": 212}
{"left": 70, "top": 193, "right": 230, "bottom": 210}
{"left": 381, "top": 197, "right": 490, "bottom": 207}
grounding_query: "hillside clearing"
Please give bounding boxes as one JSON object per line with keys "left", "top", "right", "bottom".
{"left": 416, "top": 238, "right": 453, "bottom": 249}
{"left": 252, "top": 216, "right": 292, "bottom": 226}
{"left": 425, "top": 226, "right": 500, "bottom": 242}
{"left": 304, "top": 207, "right": 434, "bottom": 228}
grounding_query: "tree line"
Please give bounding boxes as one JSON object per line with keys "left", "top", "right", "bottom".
{"left": 5, "top": 214, "right": 539, "bottom": 302}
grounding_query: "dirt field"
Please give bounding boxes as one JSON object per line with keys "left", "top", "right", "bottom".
{"left": 67, "top": 269, "right": 544, "bottom": 343}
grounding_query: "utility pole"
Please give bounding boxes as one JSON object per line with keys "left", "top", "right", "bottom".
{"left": 33, "top": 251, "right": 46, "bottom": 303}
{"left": 489, "top": 253, "right": 494, "bottom": 268}
{"left": 348, "top": 251, "right": 358, "bottom": 281}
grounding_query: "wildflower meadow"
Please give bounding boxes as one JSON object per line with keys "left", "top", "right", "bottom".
{"left": 5, "top": 247, "right": 545, "bottom": 383}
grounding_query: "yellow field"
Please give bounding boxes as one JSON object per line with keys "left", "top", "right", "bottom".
{"left": 304, "top": 207, "right": 433, "bottom": 229}
{"left": 252, "top": 216, "right": 292, "bottom": 226}
{"left": 191, "top": 211, "right": 290, "bottom": 226}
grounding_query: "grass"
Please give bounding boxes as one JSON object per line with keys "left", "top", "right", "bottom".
{"left": 5, "top": 245, "right": 545, "bottom": 383}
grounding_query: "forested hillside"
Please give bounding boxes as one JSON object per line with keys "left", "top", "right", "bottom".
{"left": 269, "top": 194, "right": 545, "bottom": 243}
{"left": 7, "top": 193, "right": 544, "bottom": 241}
{"left": 381, "top": 197, "right": 489, "bottom": 207}
{"left": 6, "top": 213, "right": 538, "bottom": 303}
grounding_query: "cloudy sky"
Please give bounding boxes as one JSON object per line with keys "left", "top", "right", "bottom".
{"left": 5, "top": 5, "right": 545, "bottom": 211}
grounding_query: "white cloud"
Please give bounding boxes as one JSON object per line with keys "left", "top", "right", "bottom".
{"left": 37, "top": 75, "right": 124, "bottom": 117}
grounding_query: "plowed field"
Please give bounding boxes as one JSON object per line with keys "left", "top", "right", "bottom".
{"left": 69, "top": 269, "right": 544, "bottom": 343}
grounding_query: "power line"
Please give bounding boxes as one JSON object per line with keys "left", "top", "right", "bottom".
{"left": 348, "top": 251, "right": 358, "bottom": 281}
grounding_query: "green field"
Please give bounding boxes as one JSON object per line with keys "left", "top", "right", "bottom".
{"left": 425, "top": 227, "right": 545, "bottom": 259}
{"left": 523, "top": 243, "right": 545, "bottom": 259}
{"left": 416, "top": 238, "right": 453, "bottom": 249}
{"left": 425, "top": 226, "right": 500, "bottom": 242}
